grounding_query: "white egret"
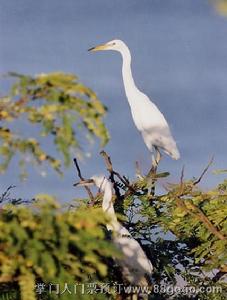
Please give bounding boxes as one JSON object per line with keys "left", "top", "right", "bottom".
{"left": 76, "top": 175, "right": 153, "bottom": 286}
{"left": 89, "top": 39, "right": 180, "bottom": 166}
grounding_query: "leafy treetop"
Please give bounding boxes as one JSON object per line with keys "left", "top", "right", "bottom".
{"left": 0, "top": 72, "right": 109, "bottom": 177}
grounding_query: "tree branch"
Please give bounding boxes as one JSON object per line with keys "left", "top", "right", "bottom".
{"left": 188, "top": 201, "right": 226, "bottom": 241}
{"left": 73, "top": 158, "right": 95, "bottom": 204}
{"left": 193, "top": 157, "right": 214, "bottom": 186}
{"left": 100, "top": 151, "right": 122, "bottom": 200}
{"left": 100, "top": 151, "right": 137, "bottom": 194}
{"left": 176, "top": 197, "right": 226, "bottom": 241}
{"left": 0, "top": 185, "right": 16, "bottom": 204}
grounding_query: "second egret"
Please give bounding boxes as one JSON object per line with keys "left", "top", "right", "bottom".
{"left": 76, "top": 175, "right": 153, "bottom": 286}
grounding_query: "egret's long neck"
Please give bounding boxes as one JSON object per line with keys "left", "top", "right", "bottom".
{"left": 102, "top": 182, "right": 115, "bottom": 217}
{"left": 121, "top": 46, "right": 138, "bottom": 102}
{"left": 102, "top": 182, "right": 121, "bottom": 232}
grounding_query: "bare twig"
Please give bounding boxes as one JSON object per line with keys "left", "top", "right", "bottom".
{"left": 100, "top": 151, "right": 122, "bottom": 204}
{"left": 180, "top": 165, "right": 185, "bottom": 186}
{"left": 177, "top": 158, "right": 214, "bottom": 198}
{"left": 193, "top": 156, "right": 214, "bottom": 185}
{"left": 100, "top": 151, "right": 137, "bottom": 194}
{"left": 100, "top": 150, "right": 113, "bottom": 172}
{"left": 73, "top": 158, "right": 95, "bottom": 204}
{"left": 177, "top": 165, "right": 185, "bottom": 195}
{"left": 0, "top": 185, "right": 16, "bottom": 203}
{"left": 73, "top": 158, "right": 83, "bottom": 179}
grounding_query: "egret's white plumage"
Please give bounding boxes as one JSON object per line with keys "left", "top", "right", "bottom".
{"left": 89, "top": 39, "right": 180, "bottom": 162}
{"left": 77, "top": 175, "right": 153, "bottom": 286}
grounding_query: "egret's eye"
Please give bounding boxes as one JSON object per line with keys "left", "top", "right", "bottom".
{"left": 112, "top": 42, "right": 116, "bottom": 45}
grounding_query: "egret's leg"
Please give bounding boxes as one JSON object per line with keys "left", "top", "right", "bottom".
{"left": 148, "top": 147, "right": 162, "bottom": 195}
{"left": 152, "top": 146, "right": 162, "bottom": 169}
{"left": 155, "top": 146, "right": 162, "bottom": 167}
{"left": 135, "top": 161, "right": 143, "bottom": 179}
{"left": 151, "top": 153, "right": 156, "bottom": 169}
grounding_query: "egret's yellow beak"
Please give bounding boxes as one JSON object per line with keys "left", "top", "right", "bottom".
{"left": 88, "top": 43, "right": 108, "bottom": 52}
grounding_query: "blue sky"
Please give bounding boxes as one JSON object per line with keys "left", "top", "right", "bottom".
{"left": 0, "top": 0, "right": 227, "bottom": 200}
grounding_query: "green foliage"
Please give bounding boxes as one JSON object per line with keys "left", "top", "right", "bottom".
{"left": 0, "top": 72, "right": 109, "bottom": 177}
{"left": 1, "top": 73, "right": 226, "bottom": 300}
{"left": 0, "top": 197, "right": 118, "bottom": 300}
{"left": 0, "top": 164, "right": 226, "bottom": 300}
{"left": 113, "top": 167, "right": 227, "bottom": 299}
{"left": 154, "top": 180, "right": 227, "bottom": 270}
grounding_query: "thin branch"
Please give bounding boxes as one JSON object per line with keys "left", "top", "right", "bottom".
{"left": 177, "top": 158, "right": 214, "bottom": 198}
{"left": 100, "top": 150, "right": 113, "bottom": 172}
{"left": 100, "top": 151, "right": 137, "bottom": 194}
{"left": 177, "top": 165, "right": 185, "bottom": 196}
{"left": 100, "top": 150, "right": 122, "bottom": 203}
{"left": 73, "top": 158, "right": 95, "bottom": 204}
{"left": 193, "top": 156, "right": 214, "bottom": 186}
{"left": 0, "top": 185, "right": 17, "bottom": 204}
{"left": 187, "top": 201, "right": 226, "bottom": 241}
{"left": 175, "top": 197, "right": 226, "bottom": 241}
{"left": 73, "top": 158, "right": 83, "bottom": 180}
{"left": 180, "top": 165, "right": 185, "bottom": 186}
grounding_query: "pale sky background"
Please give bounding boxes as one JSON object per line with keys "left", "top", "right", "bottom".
{"left": 0, "top": 0, "right": 227, "bottom": 200}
